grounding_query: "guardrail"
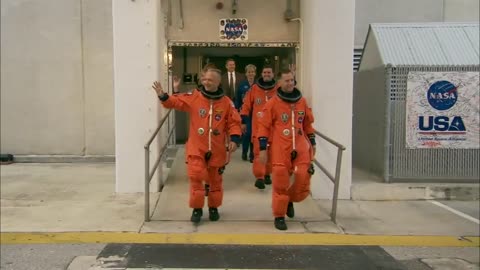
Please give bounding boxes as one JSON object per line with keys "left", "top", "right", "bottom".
{"left": 144, "top": 109, "right": 175, "bottom": 222}
{"left": 312, "top": 130, "right": 346, "bottom": 223}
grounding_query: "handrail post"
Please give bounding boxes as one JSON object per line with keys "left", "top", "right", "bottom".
{"left": 144, "top": 109, "right": 175, "bottom": 223}
{"left": 330, "top": 147, "right": 344, "bottom": 223}
{"left": 145, "top": 146, "right": 150, "bottom": 222}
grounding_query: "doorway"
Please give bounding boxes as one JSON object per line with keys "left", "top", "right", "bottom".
{"left": 170, "top": 43, "right": 297, "bottom": 144}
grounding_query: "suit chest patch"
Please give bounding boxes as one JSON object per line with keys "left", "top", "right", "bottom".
{"left": 199, "top": 108, "right": 207, "bottom": 118}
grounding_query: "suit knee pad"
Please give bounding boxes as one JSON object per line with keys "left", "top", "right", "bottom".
{"left": 188, "top": 165, "right": 208, "bottom": 183}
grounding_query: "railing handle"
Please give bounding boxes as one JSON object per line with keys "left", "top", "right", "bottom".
{"left": 145, "top": 147, "right": 150, "bottom": 222}
{"left": 330, "top": 147, "right": 344, "bottom": 223}
{"left": 313, "top": 129, "right": 346, "bottom": 224}
{"left": 144, "top": 109, "right": 175, "bottom": 222}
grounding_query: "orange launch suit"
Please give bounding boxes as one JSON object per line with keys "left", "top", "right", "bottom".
{"left": 160, "top": 88, "right": 241, "bottom": 209}
{"left": 240, "top": 81, "right": 279, "bottom": 181}
{"left": 257, "top": 89, "right": 316, "bottom": 218}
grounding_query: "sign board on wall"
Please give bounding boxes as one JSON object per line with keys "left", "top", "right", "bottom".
{"left": 406, "top": 72, "right": 479, "bottom": 149}
{"left": 219, "top": 18, "right": 248, "bottom": 41}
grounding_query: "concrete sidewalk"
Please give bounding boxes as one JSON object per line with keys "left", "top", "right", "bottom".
{"left": 1, "top": 147, "right": 479, "bottom": 270}
{"left": 0, "top": 146, "right": 478, "bottom": 237}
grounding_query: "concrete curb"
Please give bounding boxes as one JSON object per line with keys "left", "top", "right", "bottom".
{"left": 13, "top": 155, "right": 115, "bottom": 163}
{"left": 351, "top": 183, "right": 480, "bottom": 200}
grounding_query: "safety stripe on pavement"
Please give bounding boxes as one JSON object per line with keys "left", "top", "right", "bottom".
{"left": 1, "top": 232, "right": 479, "bottom": 247}
{"left": 430, "top": 201, "right": 480, "bottom": 225}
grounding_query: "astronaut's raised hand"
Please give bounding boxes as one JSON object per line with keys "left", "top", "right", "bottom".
{"left": 152, "top": 81, "right": 165, "bottom": 96}
{"left": 172, "top": 76, "right": 181, "bottom": 93}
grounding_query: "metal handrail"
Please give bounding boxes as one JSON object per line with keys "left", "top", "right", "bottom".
{"left": 144, "top": 109, "right": 175, "bottom": 222}
{"left": 312, "top": 130, "right": 346, "bottom": 224}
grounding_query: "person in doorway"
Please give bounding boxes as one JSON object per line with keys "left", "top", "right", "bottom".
{"left": 175, "top": 64, "right": 217, "bottom": 201}
{"left": 198, "top": 63, "right": 218, "bottom": 87}
{"left": 173, "top": 63, "right": 215, "bottom": 103}
{"left": 235, "top": 64, "right": 257, "bottom": 162}
{"left": 276, "top": 63, "right": 296, "bottom": 88}
{"left": 240, "top": 65, "right": 279, "bottom": 189}
{"left": 257, "top": 69, "right": 316, "bottom": 231}
{"left": 221, "top": 58, "right": 245, "bottom": 102}
{"left": 152, "top": 68, "right": 241, "bottom": 223}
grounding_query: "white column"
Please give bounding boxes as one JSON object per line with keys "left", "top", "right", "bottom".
{"left": 113, "top": 0, "right": 167, "bottom": 192}
{"left": 301, "top": 0, "right": 355, "bottom": 199}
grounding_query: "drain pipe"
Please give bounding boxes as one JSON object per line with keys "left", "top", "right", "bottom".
{"left": 178, "top": 0, "right": 184, "bottom": 29}
{"left": 289, "top": 18, "right": 304, "bottom": 90}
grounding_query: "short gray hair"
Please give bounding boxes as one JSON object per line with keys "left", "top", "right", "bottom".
{"left": 245, "top": 64, "right": 257, "bottom": 72}
{"left": 205, "top": 68, "right": 222, "bottom": 80}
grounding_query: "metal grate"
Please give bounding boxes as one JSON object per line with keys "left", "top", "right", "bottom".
{"left": 353, "top": 48, "right": 363, "bottom": 72}
{"left": 386, "top": 66, "right": 480, "bottom": 180}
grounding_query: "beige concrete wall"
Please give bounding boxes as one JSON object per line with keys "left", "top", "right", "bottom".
{"left": 113, "top": 0, "right": 167, "bottom": 192}
{"left": 355, "top": 0, "right": 442, "bottom": 46}
{"left": 444, "top": 0, "right": 480, "bottom": 21}
{"left": 82, "top": 0, "right": 115, "bottom": 155}
{"left": 302, "top": 0, "right": 355, "bottom": 200}
{"left": 355, "top": 0, "right": 480, "bottom": 47}
{"left": 168, "top": 0, "right": 299, "bottom": 42}
{"left": 0, "top": 0, "right": 114, "bottom": 156}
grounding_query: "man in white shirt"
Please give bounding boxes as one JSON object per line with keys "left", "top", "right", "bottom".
{"left": 221, "top": 58, "right": 246, "bottom": 102}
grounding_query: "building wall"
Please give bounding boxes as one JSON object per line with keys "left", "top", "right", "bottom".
{"left": 82, "top": 0, "right": 115, "bottom": 155}
{"left": 355, "top": 0, "right": 480, "bottom": 47}
{"left": 302, "top": 0, "right": 355, "bottom": 199}
{"left": 113, "top": 0, "right": 167, "bottom": 192}
{"left": 4, "top": 0, "right": 474, "bottom": 157}
{"left": 167, "top": 0, "right": 299, "bottom": 42}
{"left": 0, "top": 0, "right": 114, "bottom": 156}
{"left": 444, "top": 0, "right": 480, "bottom": 21}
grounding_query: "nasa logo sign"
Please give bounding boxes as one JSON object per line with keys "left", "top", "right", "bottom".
{"left": 427, "top": 80, "right": 458, "bottom": 111}
{"left": 419, "top": 80, "right": 465, "bottom": 132}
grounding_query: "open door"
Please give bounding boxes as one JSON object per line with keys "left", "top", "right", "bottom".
{"left": 171, "top": 45, "right": 296, "bottom": 144}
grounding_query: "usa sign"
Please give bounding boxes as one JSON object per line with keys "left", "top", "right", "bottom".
{"left": 406, "top": 72, "right": 479, "bottom": 149}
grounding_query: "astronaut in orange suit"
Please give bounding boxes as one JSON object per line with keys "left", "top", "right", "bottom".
{"left": 152, "top": 69, "right": 241, "bottom": 223}
{"left": 257, "top": 70, "right": 316, "bottom": 231}
{"left": 240, "top": 65, "right": 279, "bottom": 189}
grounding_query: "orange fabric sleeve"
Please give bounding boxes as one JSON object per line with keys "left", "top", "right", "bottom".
{"left": 257, "top": 100, "right": 274, "bottom": 139}
{"left": 240, "top": 90, "right": 252, "bottom": 117}
{"left": 227, "top": 100, "right": 242, "bottom": 136}
{"left": 303, "top": 104, "right": 315, "bottom": 135}
{"left": 161, "top": 93, "right": 193, "bottom": 112}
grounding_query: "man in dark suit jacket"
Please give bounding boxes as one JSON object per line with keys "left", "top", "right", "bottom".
{"left": 221, "top": 58, "right": 246, "bottom": 102}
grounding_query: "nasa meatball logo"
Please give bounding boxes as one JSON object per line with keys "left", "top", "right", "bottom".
{"left": 418, "top": 80, "right": 466, "bottom": 132}
{"left": 427, "top": 80, "right": 458, "bottom": 111}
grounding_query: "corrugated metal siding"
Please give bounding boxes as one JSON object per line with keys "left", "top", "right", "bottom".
{"left": 463, "top": 26, "right": 480, "bottom": 58}
{"left": 356, "top": 22, "right": 480, "bottom": 181}
{"left": 371, "top": 23, "right": 480, "bottom": 66}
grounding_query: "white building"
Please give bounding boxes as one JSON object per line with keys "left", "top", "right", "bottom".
{"left": 1, "top": 0, "right": 478, "bottom": 197}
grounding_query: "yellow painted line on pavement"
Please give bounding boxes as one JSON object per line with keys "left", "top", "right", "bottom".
{"left": 1, "top": 232, "right": 479, "bottom": 247}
